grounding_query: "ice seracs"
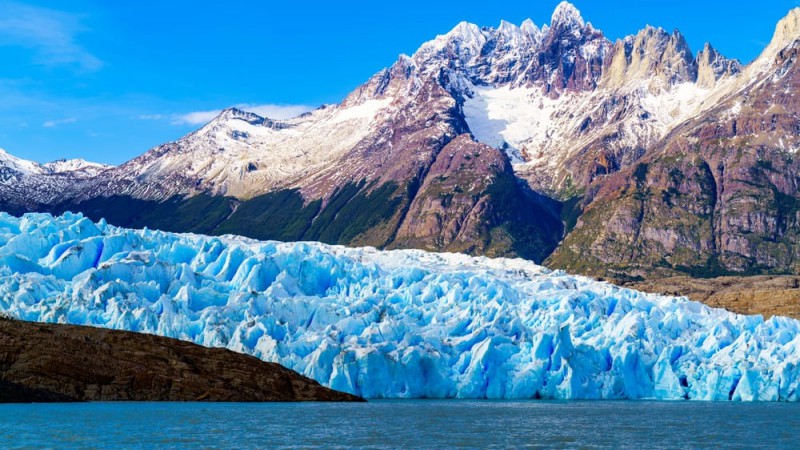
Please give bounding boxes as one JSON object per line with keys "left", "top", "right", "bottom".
{"left": 0, "top": 212, "right": 798, "bottom": 401}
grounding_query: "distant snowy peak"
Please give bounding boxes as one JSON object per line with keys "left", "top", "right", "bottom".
{"left": 411, "top": 2, "right": 608, "bottom": 93}
{"left": 215, "top": 107, "right": 268, "bottom": 125}
{"left": 42, "top": 159, "right": 111, "bottom": 177}
{"left": 0, "top": 148, "right": 41, "bottom": 177}
{"left": 96, "top": 96, "right": 396, "bottom": 201}
{"left": 415, "top": 21, "right": 488, "bottom": 67}
{"left": 550, "top": 1, "right": 585, "bottom": 31}
{"left": 409, "top": 1, "right": 747, "bottom": 98}
{"left": 0, "top": 150, "right": 108, "bottom": 182}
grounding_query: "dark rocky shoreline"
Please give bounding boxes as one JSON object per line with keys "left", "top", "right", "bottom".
{"left": 0, "top": 318, "right": 363, "bottom": 403}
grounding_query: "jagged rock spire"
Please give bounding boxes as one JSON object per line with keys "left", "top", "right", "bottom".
{"left": 696, "top": 42, "right": 742, "bottom": 88}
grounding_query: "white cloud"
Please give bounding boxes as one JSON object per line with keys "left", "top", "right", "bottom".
{"left": 42, "top": 117, "right": 76, "bottom": 128}
{"left": 0, "top": 1, "right": 101, "bottom": 71}
{"left": 172, "top": 103, "right": 315, "bottom": 126}
{"left": 172, "top": 109, "right": 222, "bottom": 126}
{"left": 137, "top": 114, "right": 164, "bottom": 120}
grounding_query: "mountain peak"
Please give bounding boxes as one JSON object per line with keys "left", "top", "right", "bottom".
{"left": 768, "top": 7, "right": 800, "bottom": 53}
{"left": 215, "top": 107, "right": 266, "bottom": 125}
{"left": 417, "top": 21, "right": 486, "bottom": 56}
{"left": 445, "top": 21, "right": 484, "bottom": 42}
{"left": 520, "top": 18, "right": 542, "bottom": 38}
{"left": 696, "top": 41, "right": 742, "bottom": 88}
{"left": 550, "top": 1, "right": 585, "bottom": 30}
{"left": 497, "top": 19, "right": 517, "bottom": 32}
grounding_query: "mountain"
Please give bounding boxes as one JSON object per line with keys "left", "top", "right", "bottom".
{"left": 0, "top": 150, "right": 109, "bottom": 185}
{"left": 0, "top": 150, "right": 111, "bottom": 211}
{"left": 1, "top": 2, "right": 800, "bottom": 282}
{"left": 548, "top": 8, "right": 800, "bottom": 279}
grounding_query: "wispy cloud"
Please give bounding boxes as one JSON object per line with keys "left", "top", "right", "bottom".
{"left": 0, "top": 1, "right": 101, "bottom": 71}
{"left": 42, "top": 117, "right": 76, "bottom": 128}
{"left": 171, "top": 109, "right": 221, "bottom": 126}
{"left": 137, "top": 114, "right": 164, "bottom": 120}
{"left": 172, "top": 103, "right": 315, "bottom": 126}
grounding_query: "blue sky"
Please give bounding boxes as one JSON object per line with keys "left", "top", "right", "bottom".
{"left": 1, "top": 0, "right": 798, "bottom": 165}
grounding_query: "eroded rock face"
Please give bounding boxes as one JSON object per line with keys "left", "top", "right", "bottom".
{"left": 391, "top": 135, "right": 562, "bottom": 261}
{"left": 0, "top": 318, "right": 363, "bottom": 403}
{"left": 696, "top": 43, "right": 742, "bottom": 88}
{"left": 603, "top": 26, "right": 696, "bottom": 89}
{"left": 549, "top": 28, "right": 800, "bottom": 278}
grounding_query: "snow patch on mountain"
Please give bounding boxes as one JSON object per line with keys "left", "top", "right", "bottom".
{"left": 463, "top": 85, "right": 571, "bottom": 165}
{"left": 0, "top": 212, "right": 798, "bottom": 400}
{"left": 462, "top": 79, "right": 719, "bottom": 168}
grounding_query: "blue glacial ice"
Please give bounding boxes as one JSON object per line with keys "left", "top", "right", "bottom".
{"left": 0, "top": 212, "right": 798, "bottom": 400}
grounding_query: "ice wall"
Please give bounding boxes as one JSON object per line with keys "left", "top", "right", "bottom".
{"left": 0, "top": 212, "right": 798, "bottom": 400}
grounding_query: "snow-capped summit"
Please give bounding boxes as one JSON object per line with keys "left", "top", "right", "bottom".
{"left": 0, "top": 150, "right": 108, "bottom": 185}
{"left": 0, "top": 148, "right": 41, "bottom": 177}
{"left": 519, "top": 18, "right": 543, "bottom": 44}
{"left": 42, "top": 158, "right": 111, "bottom": 176}
{"left": 419, "top": 21, "right": 487, "bottom": 57}
{"left": 550, "top": 1, "right": 585, "bottom": 30}
{"left": 213, "top": 107, "right": 268, "bottom": 126}
{"left": 496, "top": 19, "right": 519, "bottom": 37}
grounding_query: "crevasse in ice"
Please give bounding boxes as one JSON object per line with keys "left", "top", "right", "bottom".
{"left": 0, "top": 212, "right": 798, "bottom": 400}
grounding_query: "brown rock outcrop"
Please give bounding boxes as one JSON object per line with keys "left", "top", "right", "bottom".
{"left": 0, "top": 318, "right": 363, "bottom": 403}
{"left": 627, "top": 275, "right": 800, "bottom": 319}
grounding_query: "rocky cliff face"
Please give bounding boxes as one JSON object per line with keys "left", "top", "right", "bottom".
{"left": 0, "top": 318, "right": 362, "bottom": 402}
{"left": 548, "top": 9, "right": 800, "bottom": 278}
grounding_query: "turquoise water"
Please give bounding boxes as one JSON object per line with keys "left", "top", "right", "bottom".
{"left": 0, "top": 400, "right": 797, "bottom": 449}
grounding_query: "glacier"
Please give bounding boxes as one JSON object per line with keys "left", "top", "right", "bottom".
{"left": 0, "top": 212, "right": 798, "bottom": 401}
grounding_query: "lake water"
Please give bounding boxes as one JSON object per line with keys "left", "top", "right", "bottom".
{"left": 0, "top": 400, "right": 797, "bottom": 449}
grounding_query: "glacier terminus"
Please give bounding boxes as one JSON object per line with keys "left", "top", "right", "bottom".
{"left": 0, "top": 212, "right": 798, "bottom": 400}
